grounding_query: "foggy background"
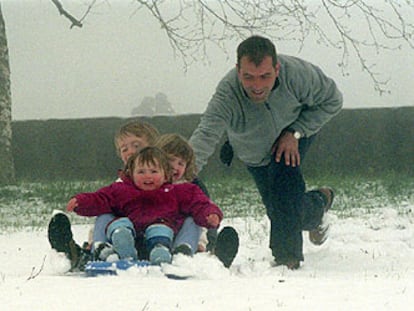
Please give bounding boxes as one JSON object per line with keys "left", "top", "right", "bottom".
{"left": 3, "top": 0, "right": 413, "bottom": 121}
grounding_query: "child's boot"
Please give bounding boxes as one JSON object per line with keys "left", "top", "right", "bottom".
{"left": 48, "top": 212, "right": 91, "bottom": 271}
{"left": 145, "top": 224, "right": 174, "bottom": 265}
{"left": 173, "top": 243, "right": 193, "bottom": 256}
{"left": 149, "top": 244, "right": 172, "bottom": 265}
{"left": 214, "top": 226, "right": 239, "bottom": 268}
{"left": 93, "top": 242, "right": 119, "bottom": 262}
{"left": 106, "top": 218, "right": 138, "bottom": 260}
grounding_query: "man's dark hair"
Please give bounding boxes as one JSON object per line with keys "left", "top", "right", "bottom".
{"left": 237, "top": 35, "right": 277, "bottom": 67}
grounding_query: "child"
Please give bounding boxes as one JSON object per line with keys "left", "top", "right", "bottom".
{"left": 155, "top": 133, "right": 209, "bottom": 253}
{"left": 67, "top": 146, "right": 223, "bottom": 265}
{"left": 114, "top": 120, "right": 160, "bottom": 166}
{"left": 48, "top": 120, "right": 159, "bottom": 270}
{"left": 90, "top": 121, "right": 160, "bottom": 249}
{"left": 48, "top": 121, "right": 237, "bottom": 270}
{"left": 155, "top": 133, "right": 239, "bottom": 267}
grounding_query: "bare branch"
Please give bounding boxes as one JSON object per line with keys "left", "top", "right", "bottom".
{"left": 52, "top": 0, "right": 414, "bottom": 93}
{"left": 50, "top": 0, "right": 83, "bottom": 28}
{"left": 78, "top": 0, "right": 98, "bottom": 24}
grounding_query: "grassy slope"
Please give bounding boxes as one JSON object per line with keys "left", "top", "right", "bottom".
{"left": 1, "top": 174, "right": 413, "bottom": 231}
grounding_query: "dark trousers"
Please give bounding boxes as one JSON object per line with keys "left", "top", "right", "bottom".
{"left": 247, "top": 135, "right": 325, "bottom": 262}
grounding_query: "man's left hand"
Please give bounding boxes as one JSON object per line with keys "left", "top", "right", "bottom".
{"left": 272, "top": 131, "right": 300, "bottom": 167}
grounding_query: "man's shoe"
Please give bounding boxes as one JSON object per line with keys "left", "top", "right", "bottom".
{"left": 214, "top": 226, "right": 239, "bottom": 268}
{"left": 274, "top": 259, "right": 300, "bottom": 270}
{"left": 48, "top": 212, "right": 88, "bottom": 271}
{"left": 309, "top": 188, "right": 334, "bottom": 245}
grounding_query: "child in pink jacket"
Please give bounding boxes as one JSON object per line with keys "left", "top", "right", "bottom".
{"left": 67, "top": 146, "right": 223, "bottom": 265}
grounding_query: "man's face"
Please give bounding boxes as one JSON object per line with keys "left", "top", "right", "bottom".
{"left": 237, "top": 55, "right": 279, "bottom": 104}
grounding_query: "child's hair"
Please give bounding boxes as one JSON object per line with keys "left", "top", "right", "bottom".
{"left": 154, "top": 133, "right": 196, "bottom": 181}
{"left": 124, "top": 146, "right": 173, "bottom": 183}
{"left": 114, "top": 120, "right": 160, "bottom": 155}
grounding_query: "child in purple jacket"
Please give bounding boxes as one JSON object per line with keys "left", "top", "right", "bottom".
{"left": 66, "top": 146, "right": 223, "bottom": 265}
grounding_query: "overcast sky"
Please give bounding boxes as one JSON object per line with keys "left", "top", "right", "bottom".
{"left": 3, "top": 0, "right": 413, "bottom": 121}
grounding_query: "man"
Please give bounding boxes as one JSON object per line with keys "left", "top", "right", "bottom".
{"left": 189, "top": 35, "right": 343, "bottom": 269}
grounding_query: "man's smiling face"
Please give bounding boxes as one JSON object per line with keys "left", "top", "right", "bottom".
{"left": 237, "top": 55, "right": 279, "bottom": 104}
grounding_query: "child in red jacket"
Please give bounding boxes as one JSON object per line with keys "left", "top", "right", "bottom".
{"left": 67, "top": 146, "right": 223, "bottom": 265}
{"left": 154, "top": 133, "right": 239, "bottom": 268}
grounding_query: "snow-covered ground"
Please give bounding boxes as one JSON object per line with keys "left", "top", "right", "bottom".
{"left": 1, "top": 205, "right": 414, "bottom": 311}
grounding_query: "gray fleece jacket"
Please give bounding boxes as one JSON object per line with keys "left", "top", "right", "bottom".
{"left": 189, "top": 54, "right": 343, "bottom": 171}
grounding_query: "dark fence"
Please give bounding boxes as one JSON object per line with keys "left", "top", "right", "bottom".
{"left": 12, "top": 107, "right": 414, "bottom": 181}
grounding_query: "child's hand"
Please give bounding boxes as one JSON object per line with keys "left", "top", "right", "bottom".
{"left": 66, "top": 198, "right": 78, "bottom": 212}
{"left": 206, "top": 214, "right": 220, "bottom": 227}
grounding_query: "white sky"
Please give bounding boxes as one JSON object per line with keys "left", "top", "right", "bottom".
{"left": 2, "top": 0, "right": 413, "bottom": 120}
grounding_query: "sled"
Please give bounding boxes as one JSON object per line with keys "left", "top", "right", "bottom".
{"left": 84, "top": 259, "right": 192, "bottom": 279}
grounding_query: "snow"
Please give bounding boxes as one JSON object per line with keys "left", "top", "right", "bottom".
{"left": 1, "top": 206, "right": 414, "bottom": 311}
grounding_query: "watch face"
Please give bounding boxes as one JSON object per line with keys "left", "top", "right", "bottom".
{"left": 294, "top": 131, "right": 301, "bottom": 139}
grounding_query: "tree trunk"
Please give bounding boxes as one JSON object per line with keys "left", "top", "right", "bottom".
{"left": 0, "top": 3, "right": 15, "bottom": 185}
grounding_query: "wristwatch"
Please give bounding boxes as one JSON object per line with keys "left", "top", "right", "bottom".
{"left": 286, "top": 128, "right": 302, "bottom": 140}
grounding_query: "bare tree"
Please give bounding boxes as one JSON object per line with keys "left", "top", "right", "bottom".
{"left": 52, "top": 0, "right": 414, "bottom": 94}
{"left": 0, "top": 3, "right": 15, "bottom": 185}
{"left": 131, "top": 92, "right": 175, "bottom": 116}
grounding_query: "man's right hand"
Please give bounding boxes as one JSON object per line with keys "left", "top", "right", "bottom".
{"left": 272, "top": 131, "right": 300, "bottom": 167}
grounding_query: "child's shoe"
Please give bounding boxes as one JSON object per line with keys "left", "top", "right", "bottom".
{"left": 149, "top": 244, "right": 172, "bottom": 265}
{"left": 77, "top": 248, "right": 92, "bottom": 271}
{"left": 48, "top": 213, "right": 73, "bottom": 253}
{"left": 48, "top": 212, "right": 87, "bottom": 271}
{"left": 111, "top": 227, "right": 138, "bottom": 260}
{"left": 145, "top": 224, "right": 173, "bottom": 264}
{"left": 93, "top": 242, "right": 119, "bottom": 262}
{"left": 173, "top": 243, "right": 193, "bottom": 256}
{"left": 214, "top": 226, "right": 239, "bottom": 268}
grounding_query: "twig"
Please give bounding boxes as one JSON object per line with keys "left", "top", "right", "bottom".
{"left": 27, "top": 255, "right": 46, "bottom": 281}
{"left": 50, "top": 0, "right": 83, "bottom": 28}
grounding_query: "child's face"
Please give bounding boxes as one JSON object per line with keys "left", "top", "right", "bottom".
{"left": 132, "top": 160, "right": 166, "bottom": 191}
{"left": 169, "top": 155, "right": 187, "bottom": 182}
{"left": 117, "top": 134, "right": 149, "bottom": 164}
